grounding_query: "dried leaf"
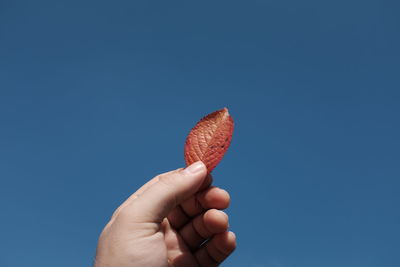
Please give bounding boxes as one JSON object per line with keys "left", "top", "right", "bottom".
{"left": 184, "top": 107, "right": 234, "bottom": 173}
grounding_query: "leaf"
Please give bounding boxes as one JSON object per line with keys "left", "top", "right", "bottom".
{"left": 184, "top": 107, "right": 234, "bottom": 173}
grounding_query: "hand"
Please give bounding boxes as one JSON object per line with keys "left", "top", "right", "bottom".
{"left": 94, "top": 161, "right": 236, "bottom": 267}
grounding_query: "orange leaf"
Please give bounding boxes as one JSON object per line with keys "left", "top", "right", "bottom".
{"left": 184, "top": 107, "right": 234, "bottom": 173}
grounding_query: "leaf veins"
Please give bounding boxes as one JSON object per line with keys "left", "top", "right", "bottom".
{"left": 184, "top": 107, "right": 234, "bottom": 173}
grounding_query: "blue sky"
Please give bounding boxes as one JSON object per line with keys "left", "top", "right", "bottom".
{"left": 1, "top": 1, "right": 399, "bottom": 266}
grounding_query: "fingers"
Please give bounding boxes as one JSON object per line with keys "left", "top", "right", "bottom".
{"left": 179, "top": 209, "right": 229, "bottom": 250}
{"left": 182, "top": 185, "right": 229, "bottom": 217}
{"left": 168, "top": 186, "right": 230, "bottom": 229}
{"left": 199, "top": 173, "right": 213, "bottom": 191}
{"left": 111, "top": 169, "right": 182, "bottom": 220}
{"left": 162, "top": 219, "right": 199, "bottom": 267}
{"left": 195, "top": 231, "right": 236, "bottom": 267}
{"left": 118, "top": 161, "right": 207, "bottom": 223}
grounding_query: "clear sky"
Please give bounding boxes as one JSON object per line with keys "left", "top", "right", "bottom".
{"left": 1, "top": 1, "right": 399, "bottom": 266}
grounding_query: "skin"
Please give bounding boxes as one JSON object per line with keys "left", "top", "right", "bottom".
{"left": 94, "top": 161, "right": 236, "bottom": 267}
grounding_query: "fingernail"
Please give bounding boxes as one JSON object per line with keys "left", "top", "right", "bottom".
{"left": 184, "top": 161, "right": 205, "bottom": 174}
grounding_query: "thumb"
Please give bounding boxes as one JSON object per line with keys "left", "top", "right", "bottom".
{"left": 126, "top": 161, "right": 207, "bottom": 223}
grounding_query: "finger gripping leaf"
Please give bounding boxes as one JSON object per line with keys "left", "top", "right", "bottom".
{"left": 184, "top": 107, "right": 234, "bottom": 173}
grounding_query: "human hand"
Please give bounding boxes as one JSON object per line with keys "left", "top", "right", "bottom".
{"left": 94, "top": 161, "right": 236, "bottom": 267}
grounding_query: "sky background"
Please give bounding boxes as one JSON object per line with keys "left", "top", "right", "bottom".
{"left": 1, "top": 1, "right": 399, "bottom": 266}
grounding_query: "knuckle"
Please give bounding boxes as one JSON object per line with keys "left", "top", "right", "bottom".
{"left": 158, "top": 173, "right": 175, "bottom": 188}
{"left": 158, "top": 171, "right": 184, "bottom": 188}
{"left": 115, "top": 206, "right": 130, "bottom": 219}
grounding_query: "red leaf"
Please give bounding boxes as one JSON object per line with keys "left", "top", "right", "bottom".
{"left": 184, "top": 107, "right": 234, "bottom": 173}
